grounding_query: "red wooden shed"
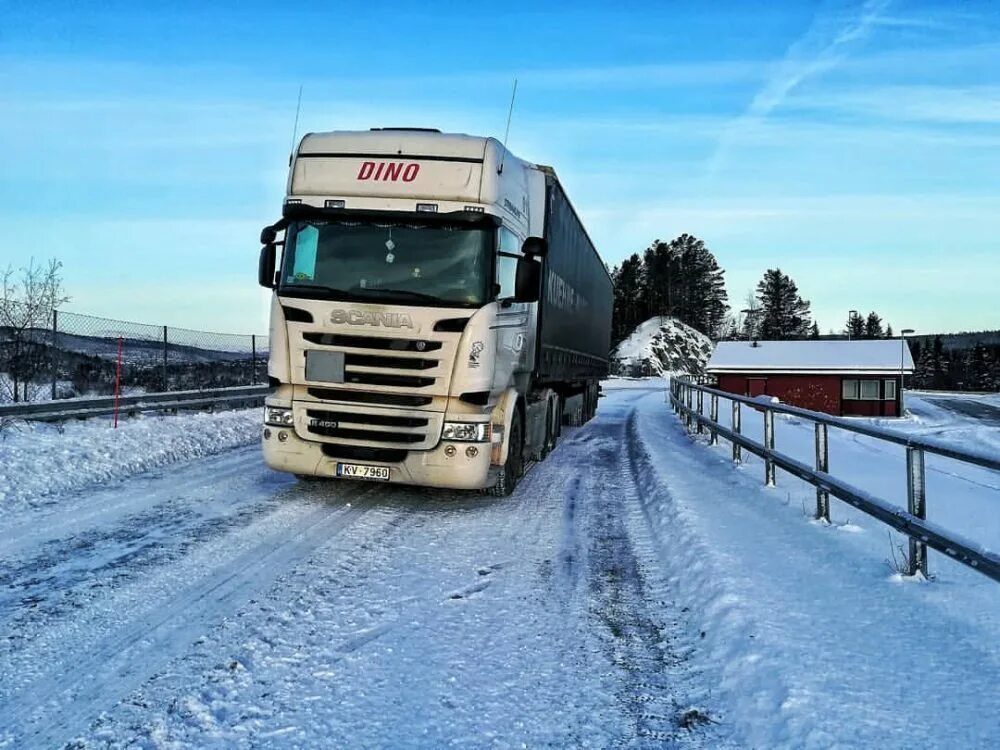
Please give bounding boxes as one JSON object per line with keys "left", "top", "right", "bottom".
{"left": 706, "top": 340, "right": 915, "bottom": 417}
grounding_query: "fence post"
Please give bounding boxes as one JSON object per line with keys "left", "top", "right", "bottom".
{"left": 162, "top": 325, "right": 169, "bottom": 391}
{"left": 815, "top": 423, "right": 830, "bottom": 522}
{"left": 50, "top": 309, "right": 59, "bottom": 400}
{"left": 251, "top": 334, "right": 257, "bottom": 385}
{"left": 696, "top": 389, "right": 704, "bottom": 434}
{"left": 731, "top": 400, "right": 742, "bottom": 464}
{"left": 906, "top": 447, "right": 928, "bottom": 578}
{"left": 764, "top": 408, "right": 776, "bottom": 486}
{"left": 709, "top": 394, "right": 718, "bottom": 445}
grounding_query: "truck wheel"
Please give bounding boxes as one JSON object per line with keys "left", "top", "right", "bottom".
{"left": 489, "top": 410, "right": 523, "bottom": 497}
{"left": 543, "top": 398, "right": 559, "bottom": 456}
{"left": 539, "top": 407, "right": 554, "bottom": 460}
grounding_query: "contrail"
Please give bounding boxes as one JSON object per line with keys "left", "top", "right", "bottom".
{"left": 706, "top": 0, "right": 891, "bottom": 178}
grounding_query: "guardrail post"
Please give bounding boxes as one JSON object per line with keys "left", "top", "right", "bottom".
{"left": 764, "top": 408, "right": 776, "bottom": 486}
{"left": 696, "top": 390, "right": 704, "bottom": 434}
{"left": 731, "top": 400, "right": 742, "bottom": 464}
{"left": 815, "top": 423, "right": 830, "bottom": 522}
{"left": 709, "top": 394, "right": 718, "bottom": 445}
{"left": 685, "top": 384, "right": 693, "bottom": 430}
{"left": 906, "top": 447, "right": 928, "bottom": 578}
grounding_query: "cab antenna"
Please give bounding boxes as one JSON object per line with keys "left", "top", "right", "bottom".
{"left": 289, "top": 85, "right": 304, "bottom": 159}
{"left": 498, "top": 78, "right": 518, "bottom": 174}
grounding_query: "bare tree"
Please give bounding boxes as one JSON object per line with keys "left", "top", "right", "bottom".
{"left": 0, "top": 259, "right": 70, "bottom": 402}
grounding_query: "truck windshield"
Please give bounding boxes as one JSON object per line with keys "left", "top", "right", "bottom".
{"left": 279, "top": 219, "right": 494, "bottom": 307}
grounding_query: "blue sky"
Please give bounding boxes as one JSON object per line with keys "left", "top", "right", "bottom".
{"left": 1, "top": 0, "right": 998, "bottom": 335}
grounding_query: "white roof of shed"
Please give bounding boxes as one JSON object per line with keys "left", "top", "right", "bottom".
{"left": 707, "top": 340, "right": 914, "bottom": 374}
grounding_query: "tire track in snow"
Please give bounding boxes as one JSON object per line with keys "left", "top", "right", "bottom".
{"left": 0, "top": 485, "right": 385, "bottom": 749}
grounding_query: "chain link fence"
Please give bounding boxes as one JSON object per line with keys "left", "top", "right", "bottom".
{"left": 0, "top": 309, "right": 268, "bottom": 403}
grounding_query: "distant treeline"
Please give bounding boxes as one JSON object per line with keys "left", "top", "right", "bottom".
{"left": 910, "top": 337, "right": 1000, "bottom": 392}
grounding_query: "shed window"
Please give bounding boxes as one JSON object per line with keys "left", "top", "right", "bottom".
{"left": 860, "top": 380, "right": 879, "bottom": 400}
{"left": 842, "top": 379, "right": 859, "bottom": 399}
{"left": 884, "top": 379, "right": 897, "bottom": 400}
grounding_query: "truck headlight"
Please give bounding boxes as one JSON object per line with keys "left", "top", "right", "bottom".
{"left": 265, "top": 406, "right": 294, "bottom": 427}
{"left": 441, "top": 422, "right": 490, "bottom": 442}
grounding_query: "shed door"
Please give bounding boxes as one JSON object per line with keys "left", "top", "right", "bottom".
{"left": 747, "top": 378, "right": 767, "bottom": 397}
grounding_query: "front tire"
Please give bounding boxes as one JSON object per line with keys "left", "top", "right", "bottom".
{"left": 489, "top": 409, "right": 524, "bottom": 497}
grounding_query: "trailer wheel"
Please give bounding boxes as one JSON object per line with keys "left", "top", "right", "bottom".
{"left": 489, "top": 409, "right": 523, "bottom": 497}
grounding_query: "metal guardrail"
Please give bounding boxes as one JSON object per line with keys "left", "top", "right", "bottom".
{"left": 670, "top": 378, "right": 1000, "bottom": 583}
{"left": 0, "top": 386, "right": 268, "bottom": 423}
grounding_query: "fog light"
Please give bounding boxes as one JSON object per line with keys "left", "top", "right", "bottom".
{"left": 278, "top": 431, "right": 288, "bottom": 442}
{"left": 444, "top": 445, "right": 457, "bottom": 457}
{"left": 263, "top": 428, "right": 272, "bottom": 440}
{"left": 466, "top": 446, "right": 479, "bottom": 458}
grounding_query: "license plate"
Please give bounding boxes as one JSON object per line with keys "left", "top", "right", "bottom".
{"left": 336, "top": 463, "right": 390, "bottom": 482}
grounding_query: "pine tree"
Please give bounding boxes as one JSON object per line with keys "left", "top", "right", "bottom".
{"left": 755, "top": 269, "right": 812, "bottom": 340}
{"left": 610, "top": 253, "right": 645, "bottom": 344}
{"left": 809, "top": 321, "right": 820, "bottom": 339}
{"left": 635, "top": 234, "right": 728, "bottom": 338}
{"left": 845, "top": 313, "right": 865, "bottom": 339}
{"left": 864, "top": 311, "right": 884, "bottom": 339}
{"left": 885, "top": 323, "right": 894, "bottom": 338}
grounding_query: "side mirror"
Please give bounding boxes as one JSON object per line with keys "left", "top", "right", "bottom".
{"left": 521, "top": 236, "right": 547, "bottom": 258}
{"left": 259, "top": 244, "right": 277, "bottom": 288}
{"left": 260, "top": 225, "right": 278, "bottom": 244}
{"left": 514, "top": 256, "right": 541, "bottom": 303}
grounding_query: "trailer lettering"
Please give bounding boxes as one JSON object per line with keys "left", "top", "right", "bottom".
{"left": 546, "top": 271, "right": 588, "bottom": 314}
{"left": 356, "top": 161, "right": 421, "bottom": 182}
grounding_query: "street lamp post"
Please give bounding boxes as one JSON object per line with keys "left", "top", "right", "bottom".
{"left": 900, "top": 328, "right": 915, "bottom": 415}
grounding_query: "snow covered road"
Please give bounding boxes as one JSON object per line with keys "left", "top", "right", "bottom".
{"left": 0, "top": 389, "right": 722, "bottom": 749}
{"left": 2, "top": 386, "right": 997, "bottom": 749}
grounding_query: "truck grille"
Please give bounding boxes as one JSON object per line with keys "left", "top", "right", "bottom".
{"left": 295, "top": 403, "right": 443, "bottom": 452}
{"left": 307, "top": 388, "right": 433, "bottom": 407}
{"left": 294, "top": 313, "right": 470, "bottom": 455}
{"left": 303, "top": 332, "right": 442, "bottom": 353}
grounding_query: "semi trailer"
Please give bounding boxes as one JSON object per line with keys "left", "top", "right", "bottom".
{"left": 258, "top": 128, "right": 612, "bottom": 495}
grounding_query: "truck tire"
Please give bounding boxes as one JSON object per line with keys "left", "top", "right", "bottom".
{"left": 489, "top": 409, "right": 523, "bottom": 497}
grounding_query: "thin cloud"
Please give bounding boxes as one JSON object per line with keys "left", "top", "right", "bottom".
{"left": 706, "top": 0, "right": 892, "bottom": 177}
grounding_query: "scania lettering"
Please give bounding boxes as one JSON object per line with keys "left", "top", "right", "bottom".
{"left": 259, "top": 128, "right": 613, "bottom": 495}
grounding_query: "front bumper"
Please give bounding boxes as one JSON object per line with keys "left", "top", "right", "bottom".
{"left": 262, "top": 425, "right": 495, "bottom": 490}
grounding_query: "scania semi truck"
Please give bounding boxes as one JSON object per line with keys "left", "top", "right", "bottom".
{"left": 258, "top": 128, "right": 612, "bottom": 495}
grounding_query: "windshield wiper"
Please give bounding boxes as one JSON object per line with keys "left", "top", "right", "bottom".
{"left": 348, "top": 287, "right": 445, "bottom": 303}
{"left": 279, "top": 284, "right": 374, "bottom": 302}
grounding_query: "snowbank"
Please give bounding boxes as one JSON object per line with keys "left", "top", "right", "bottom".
{"left": 0, "top": 409, "right": 262, "bottom": 510}
{"left": 612, "top": 317, "right": 713, "bottom": 377}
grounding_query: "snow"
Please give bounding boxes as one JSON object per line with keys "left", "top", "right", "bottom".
{"left": 0, "top": 408, "right": 262, "bottom": 510}
{"left": 612, "top": 316, "right": 714, "bottom": 377}
{"left": 709, "top": 339, "right": 915, "bottom": 372}
{"left": 0, "top": 384, "right": 996, "bottom": 747}
{"left": 633, "top": 386, "right": 999, "bottom": 748}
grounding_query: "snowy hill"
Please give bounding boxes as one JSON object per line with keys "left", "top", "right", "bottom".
{"left": 612, "top": 316, "right": 714, "bottom": 377}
